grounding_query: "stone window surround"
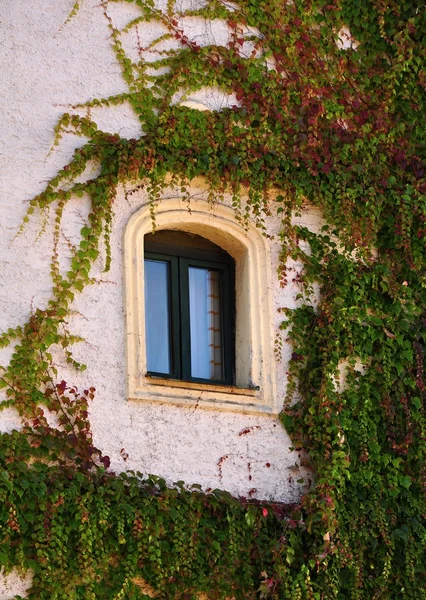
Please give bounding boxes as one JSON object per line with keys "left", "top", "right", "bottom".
{"left": 124, "top": 197, "right": 278, "bottom": 414}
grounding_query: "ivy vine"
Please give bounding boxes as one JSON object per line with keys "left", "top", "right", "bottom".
{"left": 1, "top": 0, "right": 425, "bottom": 598}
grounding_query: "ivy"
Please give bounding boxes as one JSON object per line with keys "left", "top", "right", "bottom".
{"left": 1, "top": 0, "right": 426, "bottom": 598}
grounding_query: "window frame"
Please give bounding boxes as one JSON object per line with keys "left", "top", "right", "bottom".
{"left": 144, "top": 248, "right": 235, "bottom": 385}
{"left": 124, "top": 198, "right": 278, "bottom": 415}
{"left": 143, "top": 252, "right": 180, "bottom": 379}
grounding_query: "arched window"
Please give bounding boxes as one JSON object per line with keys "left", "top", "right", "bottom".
{"left": 124, "top": 198, "right": 277, "bottom": 414}
{"left": 144, "top": 230, "right": 235, "bottom": 384}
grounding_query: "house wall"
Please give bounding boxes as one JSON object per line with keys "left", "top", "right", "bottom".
{"left": 0, "top": 0, "right": 325, "bottom": 518}
{"left": 0, "top": 3, "right": 327, "bottom": 593}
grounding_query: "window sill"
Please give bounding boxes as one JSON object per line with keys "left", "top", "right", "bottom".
{"left": 145, "top": 374, "right": 259, "bottom": 396}
{"left": 127, "top": 374, "right": 276, "bottom": 415}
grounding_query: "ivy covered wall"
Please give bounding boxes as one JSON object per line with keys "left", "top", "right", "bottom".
{"left": 0, "top": 0, "right": 313, "bottom": 506}
{"left": 0, "top": 0, "right": 425, "bottom": 598}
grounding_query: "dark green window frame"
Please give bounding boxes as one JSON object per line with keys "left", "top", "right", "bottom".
{"left": 144, "top": 240, "right": 235, "bottom": 386}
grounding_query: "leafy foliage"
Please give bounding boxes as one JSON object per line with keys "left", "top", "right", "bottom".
{"left": 1, "top": 0, "right": 426, "bottom": 597}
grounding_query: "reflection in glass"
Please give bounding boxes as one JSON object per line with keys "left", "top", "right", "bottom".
{"left": 189, "top": 267, "right": 223, "bottom": 380}
{"left": 144, "top": 259, "right": 171, "bottom": 374}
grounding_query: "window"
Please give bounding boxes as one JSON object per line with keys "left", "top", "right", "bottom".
{"left": 124, "top": 198, "right": 278, "bottom": 414}
{"left": 144, "top": 231, "right": 235, "bottom": 384}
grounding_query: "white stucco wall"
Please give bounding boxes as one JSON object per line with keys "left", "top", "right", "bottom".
{"left": 0, "top": 0, "right": 325, "bottom": 537}
{"left": 0, "top": 569, "right": 32, "bottom": 600}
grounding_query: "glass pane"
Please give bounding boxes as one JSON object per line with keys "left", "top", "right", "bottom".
{"left": 144, "top": 259, "right": 171, "bottom": 374}
{"left": 189, "top": 267, "right": 223, "bottom": 380}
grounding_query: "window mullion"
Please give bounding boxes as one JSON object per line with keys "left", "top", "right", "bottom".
{"left": 178, "top": 258, "right": 192, "bottom": 381}
{"left": 221, "top": 264, "right": 234, "bottom": 385}
{"left": 169, "top": 255, "right": 182, "bottom": 379}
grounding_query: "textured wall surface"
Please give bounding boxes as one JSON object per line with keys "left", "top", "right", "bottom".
{"left": 0, "top": 3, "right": 326, "bottom": 593}
{"left": 0, "top": 0, "right": 325, "bottom": 520}
{"left": 0, "top": 569, "right": 32, "bottom": 600}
